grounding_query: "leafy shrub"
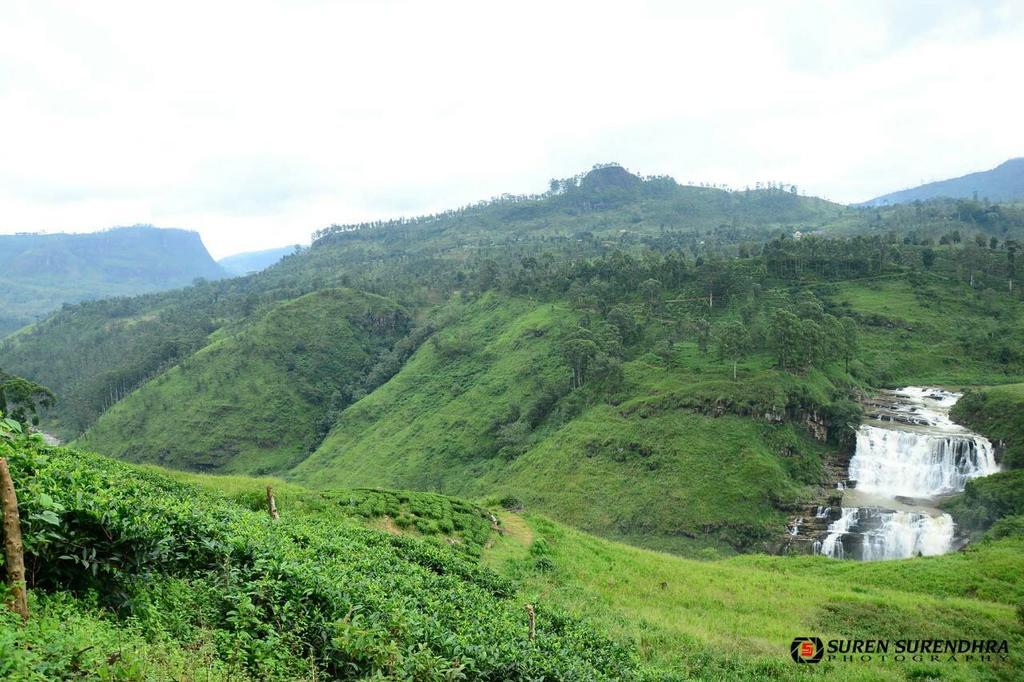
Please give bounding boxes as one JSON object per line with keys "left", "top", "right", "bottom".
{"left": 0, "top": 432, "right": 646, "bottom": 680}
{"left": 943, "top": 470, "right": 1024, "bottom": 534}
{"left": 500, "top": 495, "right": 525, "bottom": 511}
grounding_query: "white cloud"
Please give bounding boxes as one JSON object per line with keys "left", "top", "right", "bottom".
{"left": 1, "top": 0, "right": 1022, "bottom": 257}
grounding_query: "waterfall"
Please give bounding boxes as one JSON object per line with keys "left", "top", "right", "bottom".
{"left": 850, "top": 425, "right": 998, "bottom": 498}
{"left": 818, "top": 508, "right": 858, "bottom": 558}
{"left": 817, "top": 507, "right": 956, "bottom": 560}
{"left": 815, "top": 387, "right": 997, "bottom": 561}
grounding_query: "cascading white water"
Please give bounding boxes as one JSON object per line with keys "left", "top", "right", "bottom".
{"left": 816, "top": 387, "right": 997, "bottom": 561}
{"left": 818, "top": 507, "right": 956, "bottom": 560}
{"left": 818, "top": 508, "right": 858, "bottom": 558}
{"left": 850, "top": 425, "right": 998, "bottom": 498}
{"left": 859, "top": 511, "right": 955, "bottom": 561}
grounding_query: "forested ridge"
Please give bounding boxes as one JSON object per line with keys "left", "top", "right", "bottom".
{"left": 3, "top": 167, "right": 1022, "bottom": 439}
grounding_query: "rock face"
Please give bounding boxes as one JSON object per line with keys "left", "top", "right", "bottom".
{"left": 801, "top": 410, "right": 830, "bottom": 442}
{"left": 578, "top": 165, "right": 643, "bottom": 193}
{"left": 860, "top": 388, "right": 957, "bottom": 427}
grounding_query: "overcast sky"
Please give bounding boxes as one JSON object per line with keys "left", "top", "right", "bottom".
{"left": 2, "top": 1, "right": 1022, "bottom": 258}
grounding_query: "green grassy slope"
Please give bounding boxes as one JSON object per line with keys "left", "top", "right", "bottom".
{"left": 75, "top": 289, "right": 408, "bottom": 474}
{"left": 291, "top": 271, "right": 1024, "bottom": 554}
{"left": 292, "top": 294, "right": 570, "bottom": 490}
{"left": 470, "top": 386, "right": 830, "bottom": 555}
{"left": 485, "top": 511, "right": 1024, "bottom": 680}
{"left": 8, "top": 427, "right": 1020, "bottom": 680}
{"left": 293, "top": 293, "right": 844, "bottom": 554}
{"left": 952, "top": 383, "right": 1024, "bottom": 466}
{"left": 819, "top": 275, "right": 1024, "bottom": 386}
{"left": 163, "top": 469, "right": 1024, "bottom": 680}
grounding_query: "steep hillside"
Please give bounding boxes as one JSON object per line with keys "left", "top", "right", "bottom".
{"left": 862, "top": 158, "right": 1024, "bottom": 206}
{"left": 290, "top": 266, "right": 1024, "bottom": 554}
{"left": 75, "top": 289, "right": 409, "bottom": 474}
{"left": 291, "top": 293, "right": 848, "bottom": 554}
{"left": 0, "top": 225, "right": 225, "bottom": 337}
{"left": 218, "top": 244, "right": 301, "bottom": 275}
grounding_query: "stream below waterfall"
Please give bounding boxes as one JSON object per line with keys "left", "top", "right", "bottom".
{"left": 815, "top": 387, "right": 999, "bottom": 561}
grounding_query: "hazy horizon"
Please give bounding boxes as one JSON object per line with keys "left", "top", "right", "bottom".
{"left": 3, "top": 0, "right": 1023, "bottom": 258}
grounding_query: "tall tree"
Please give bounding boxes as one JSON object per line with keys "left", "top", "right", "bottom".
{"left": 768, "top": 309, "right": 802, "bottom": 371}
{"left": 839, "top": 317, "right": 860, "bottom": 373}
{"left": 0, "top": 370, "right": 55, "bottom": 426}
{"left": 715, "top": 321, "right": 749, "bottom": 380}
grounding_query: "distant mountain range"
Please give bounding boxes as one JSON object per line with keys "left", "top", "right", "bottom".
{"left": 860, "top": 158, "right": 1024, "bottom": 206}
{"left": 0, "top": 225, "right": 224, "bottom": 337}
{"left": 218, "top": 244, "right": 301, "bottom": 276}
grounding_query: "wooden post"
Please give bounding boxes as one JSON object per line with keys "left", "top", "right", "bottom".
{"left": 266, "top": 486, "right": 279, "bottom": 520}
{"left": 0, "top": 458, "right": 28, "bottom": 622}
{"left": 524, "top": 604, "right": 536, "bottom": 641}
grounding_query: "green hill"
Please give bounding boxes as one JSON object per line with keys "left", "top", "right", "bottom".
{"left": 290, "top": 292, "right": 850, "bottom": 554}
{"left": 0, "top": 226, "right": 226, "bottom": 337}
{"left": 75, "top": 288, "right": 409, "bottom": 474}
{"left": 290, "top": 271, "right": 1024, "bottom": 554}
{"left": 6, "top": 165, "right": 1021, "bottom": 443}
{"left": 0, "top": 166, "right": 854, "bottom": 440}
{"left": 862, "top": 158, "right": 1024, "bottom": 206}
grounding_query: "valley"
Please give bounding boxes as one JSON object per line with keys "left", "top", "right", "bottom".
{"left": 1, "top": 165, "right": 1023, "bottom": 679}
{"left": 3, "top": 2, "right": 1024, "bottom": 677}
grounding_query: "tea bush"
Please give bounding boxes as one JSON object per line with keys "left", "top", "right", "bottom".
{"left": 0, "top": 424, "right": 649, "bottom": 680}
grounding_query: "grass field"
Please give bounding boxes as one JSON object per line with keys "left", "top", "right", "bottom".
{"left": 484, "top": 511, "right": 1024, "bottom": 680}
{"left": 820, "top": 276, "right": 1024, "bottom": 386}
{"left": 167, "top": 466, "right": 1024, "bottom": 679}
{"left": 165, "top": 469, "right": 1024, "bottom": 681}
